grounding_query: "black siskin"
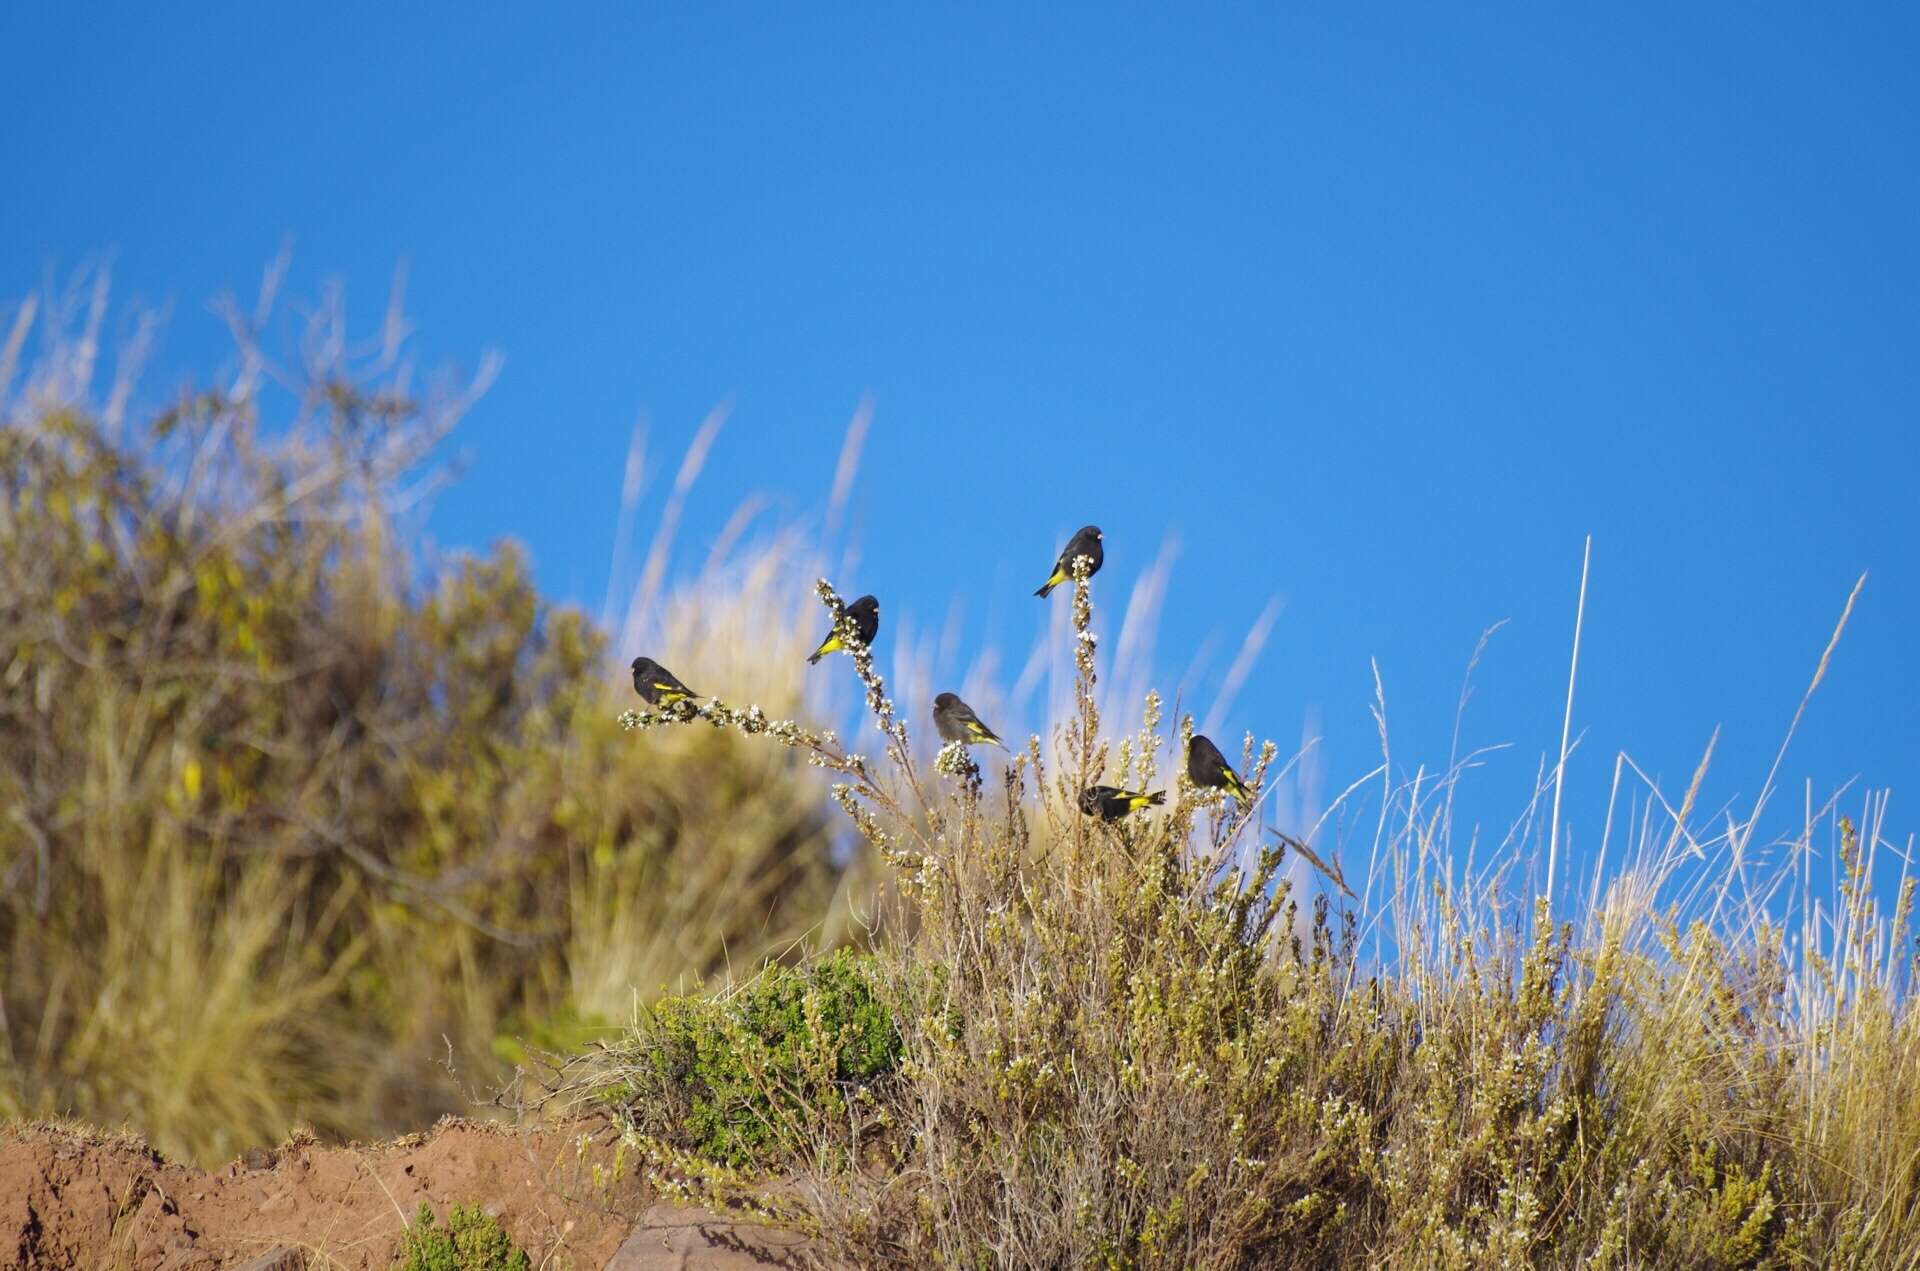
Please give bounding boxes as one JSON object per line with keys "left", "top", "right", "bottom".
{"left": 1187, "top": 734, "right": 1253, "bottom": 801}
{"left": 630, "top": 656, "right": 699, "bottom": 707}
{"left": 1034, "top": 525, "right": 1104, "bottom": 598}
{"left": 932, "top": 691, "right": 1009, "bottom": 750}
{"left": 1078, "top": 784, "right": 1166, "bottom": 821}
{"left": 808, "top": 594, "right": 880, "bottom": 664}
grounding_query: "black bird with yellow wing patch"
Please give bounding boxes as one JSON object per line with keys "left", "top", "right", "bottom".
{"left": 808, "top": 593, "right": 880, "bottom": 665}
{"left": 932, "top": 691, "right": 1009, "bottom": 750}
{"left": 1187, "top": 734, "right": 1253, "bottom": 802}
{"left": 1034, "top": 525, "right": 1103, "bottom": 598}
{"left": 1078, "top": 784, "right": 1165, "bottom": 821}
{"left": 630, "top": 657, "right": 698, "bottom": 707}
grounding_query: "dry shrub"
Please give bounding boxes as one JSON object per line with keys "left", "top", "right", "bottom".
{"left": 581, "top": 564, "right": 1918, "bottom": 1269}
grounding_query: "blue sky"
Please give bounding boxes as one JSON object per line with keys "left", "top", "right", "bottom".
{"left": 5, "top": 4, "right": 1917, "bottom": 903}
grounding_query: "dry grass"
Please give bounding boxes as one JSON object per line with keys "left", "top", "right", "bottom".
{"left": 0, "top": 268, "right": 853, "bottom": 1163}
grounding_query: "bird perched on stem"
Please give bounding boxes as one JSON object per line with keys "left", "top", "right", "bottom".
{"left": 1079, "top": 784, "right": 1165, "bottom": 821}
{"left": 630, "top": 657, "right": 698, "bottom": 707}
{"left": 1188, "top": 734, "right": 1253, "bottom": 802}
{"left": 808, "top": 594, "right": 879, "bottom": 664}
{"left": 932, "top": 692, "right": 1008, "bottom": 750}
{"left": 1034, "top": 525, "right": 1103, "bottom": 598}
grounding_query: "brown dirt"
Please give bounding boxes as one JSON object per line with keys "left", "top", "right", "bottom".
{"left": 0, "top": 1117, "right": 819, "bottom": 1270}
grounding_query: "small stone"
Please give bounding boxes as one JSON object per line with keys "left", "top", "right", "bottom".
{"left": 230, "top": 1248, "right": 305, "bottom": 1271}
{"left": 602, "top": 1206, "right": 810, "bottom": 1269}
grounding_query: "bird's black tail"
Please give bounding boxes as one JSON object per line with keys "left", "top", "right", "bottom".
{"left": 1147, "top": 790, "right": 1167, "bottom": 807}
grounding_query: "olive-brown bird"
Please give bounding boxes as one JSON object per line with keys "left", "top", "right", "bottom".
{"left": 932, "top": 691, "right": 1008, "bottom": 750}
{"left": 630, "top": 656, "right": 698, "bottom": 707}
{"left": 1187, "top": 734, "right": 1253, "bottom": 801}
{"left": 1034, "top": 525, "right": 1104, "bottom": 598}
{"left": 808, "top": 594, "right": 880, "bottom": 664}
{"left": 1078, "top": 784, "right": 1165, "bottom": 821}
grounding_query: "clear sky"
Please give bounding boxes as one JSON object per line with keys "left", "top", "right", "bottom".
{"left": 5, "top": 4, "right": 1916, "bottom": 902}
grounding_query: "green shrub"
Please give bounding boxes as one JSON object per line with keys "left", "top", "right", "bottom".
{"left": 599, "top": 948, "right": 901, "bottom": 1167}
{"left": 393, "top": 1203, "right": 530, "bottom": 1271}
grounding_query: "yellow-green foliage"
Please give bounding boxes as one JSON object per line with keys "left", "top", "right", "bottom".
{"left": 596, "top": 949, "right": 902, "bottom": 1168}
{"left": 394, "top": 1203, "right": 530, "bottom": 1271}
{"left": 577, "top": 570, "right": 1920, "bottom": 1269}
{"left": 0, "top": 299, "right": 850, "bottom": 1164}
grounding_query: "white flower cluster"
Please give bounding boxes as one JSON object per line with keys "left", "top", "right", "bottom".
{"left": 933, "top": 739, "right": 975, "bottom": 778}
{"left": 1070, "top": 560, "right": 1099, "bottom": 684}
